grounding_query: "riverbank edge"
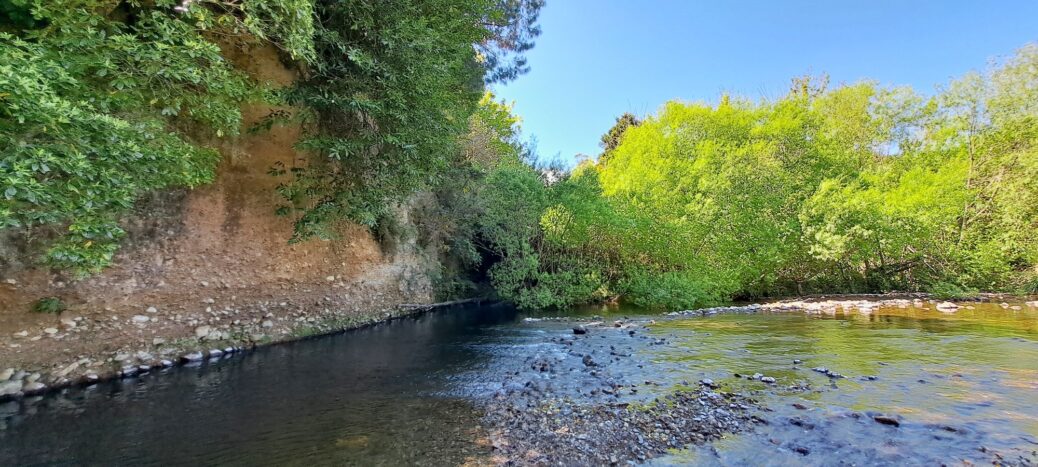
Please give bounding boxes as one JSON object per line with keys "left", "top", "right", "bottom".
{"left": 0, "top": 297, "right": 489, "bottom": 403}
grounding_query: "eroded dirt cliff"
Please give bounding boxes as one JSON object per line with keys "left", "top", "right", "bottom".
{"left": 0, "top": 41, "right": 437, "bottom": 395}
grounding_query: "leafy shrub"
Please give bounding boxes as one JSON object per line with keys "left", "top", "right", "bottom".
{"left": 31, "top": 296, "right": 65, "bottom": 314}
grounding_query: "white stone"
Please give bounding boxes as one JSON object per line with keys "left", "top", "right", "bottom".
{"left": 132, "top": 315, "right": 150, "bottom": 323}
{"left": 145, "top": 306, "right": 158, "bottom": 313}
{"left": 194, "top": 325, "right": 211, "bottom": 338}
{"left": 43, "top": 327, "right": 58, "bottom": 335}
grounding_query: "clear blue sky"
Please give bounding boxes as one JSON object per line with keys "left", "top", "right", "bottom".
{"left": 493, "top": 0, "right": 1038, "bottom": 166}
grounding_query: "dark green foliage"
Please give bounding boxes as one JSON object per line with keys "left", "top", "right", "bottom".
{"left": 31, "top": 296, "right": 64, "bottom": 314}
{"left": 277, "top": 0, "right": 543, "bottom": 241}
{"left": 599, "top": 112, "right": 640, "bottom": 156}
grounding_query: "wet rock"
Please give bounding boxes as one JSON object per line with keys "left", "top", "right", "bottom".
{"left": 873, "top": 415, "right": 901, "bottom": 427}
{"left": 792, "top": 403, "right": 808, "bottom": 410}
{"left": 160, "top": 360, "right": 174, "bottom": 367}
{"left": 208, "top": 349, "right": 224, "bottom": 358}
{"left": 700, "top": 378, "right": 718, "bottom": 389}
{"left": 582, "top": 355, "right": 597, "bottom": 367}
{"left": 936, "top": 301, "right": 959, "bottom": 312}
{"left": 572, "top": 326, "right": 588, "bottom": 335}
{"left": 0, "top": 380, "right": 22, "bottom": 397}
{"left": 793, "top": 359, "right": 802, "bottom": 364}
{"left": 120, "top": 366, "right": 139, "bottom": 377}
{"left": 760, "top": 376, "right": 777, "bottom": 384}
{"left": 180, "top": 352, "right": 204, "bottom": 363}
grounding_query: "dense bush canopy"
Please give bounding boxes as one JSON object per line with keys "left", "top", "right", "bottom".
{"left": 449, "top": 46, "right": 1038, "bottom": 309}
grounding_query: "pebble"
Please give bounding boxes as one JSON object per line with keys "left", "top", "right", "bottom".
{"left": 180, "top": 352, "right": 204, "bottom": 362}
{"left": 0, "top": 380, "right": 22, "bottom": 397}
{"left": 760, "top": 376, "right": 776, "bottom": 384}
{"left": 873, "top": 415, "right": 901, "bottom": 427}
{"left": 43, "top": 328, "right": 58, "bottom": 335}
{"left": 145, "top": 306, "right": 158, "bottom": 313}
{"left": 131, "top": 315, "right": 150, "bottom": 324}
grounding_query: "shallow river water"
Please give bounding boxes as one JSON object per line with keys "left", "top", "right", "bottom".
{"left": 1, "top": 301, "right": 1036, "bottom": 465}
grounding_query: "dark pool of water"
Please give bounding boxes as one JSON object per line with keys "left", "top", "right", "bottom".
{"left": 1, "top": 301, "right": 1036, "bottom": 465}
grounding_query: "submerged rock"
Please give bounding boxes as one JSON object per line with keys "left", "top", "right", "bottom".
{"left": 873, "top": 415, "right": 901, "bottom": 427}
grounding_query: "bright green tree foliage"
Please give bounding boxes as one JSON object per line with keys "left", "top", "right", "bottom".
{"left": 471, "top": 45, "right": 1038, "bottom": 309}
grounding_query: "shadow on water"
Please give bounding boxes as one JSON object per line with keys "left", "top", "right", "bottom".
{"left": 0, "top": 303, "right": 521, "bottom": 466}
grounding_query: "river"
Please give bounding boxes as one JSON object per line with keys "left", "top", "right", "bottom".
{"left": 1, "top": 300, "right": 1036, "bottom": 465}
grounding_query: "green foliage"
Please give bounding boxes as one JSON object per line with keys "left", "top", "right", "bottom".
{"left": 0, "top": 0, "right": 321, "bottom": 275}
{"left": 454, "top": 43, "right": 1038, "bottom": 309}
{"left": 30, "top": 296, "right": 64, "bottom": 314}
{"left": 277, "top": 0, "right": 542, "bottom": 240}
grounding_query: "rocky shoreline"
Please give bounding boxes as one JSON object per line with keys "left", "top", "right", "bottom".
{"left": 484, "top": 389, "right": 763, "bottom": 465}
{"left": 0, "top": 293, "right": 477, "bottom": 402}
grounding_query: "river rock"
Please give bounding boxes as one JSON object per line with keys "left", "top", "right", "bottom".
{"left": 760, "top": 376, "right": 776, "bottom": 384}
{"left": 261, "top": 319, "right": 274, "bottom": 328}
{"left": 873, "top": 415, "right": 901, "bottom": 426}
{"left": 0, "top": 368, "right": 13, "bottom": 381}
{"left": 131, "top": 315, "right": 150, "bottom": 324}
{"left": 208, "top": 349, "right": 224, "bottom": 358}
{"left": 22, "top": 382, "right": 46, "bottom": 394}
{"left": 572, "top": 326, "right": 588, "bottom": 335}
{"left": 700, "top": 379, "right": 718, "bottom": 389}
{"left": 43, "top": 327, "right": 58, "bottom": 335}
{"left": 145, "top": 306, "right": 158, "bottom": 313}
{"left": 0, "top": 380, "right": 23, "bottom": 397}
{"left": 194, "top": 325, "right": 211, "bottom": 338}
{"left": 180, "top": 352, "right": 204, "bottom": 363}
{"left": 935, "top": 302, "right": 959, "bottom": 312}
